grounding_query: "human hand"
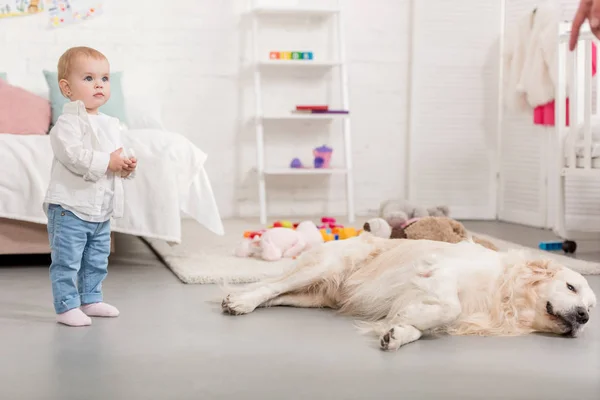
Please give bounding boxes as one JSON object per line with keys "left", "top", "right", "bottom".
{"left": 570, "top": 0, "right": 600, "bottom": 50}
{"left": 120, "top": 156, "right": 137, "bottom": 177}
{"left": 107, "top": 148, "right": 132, "bottom": 173}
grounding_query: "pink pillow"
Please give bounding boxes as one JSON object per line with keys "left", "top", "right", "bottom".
{"left": 0, "top": 79, "right": 51, "bottom": 135}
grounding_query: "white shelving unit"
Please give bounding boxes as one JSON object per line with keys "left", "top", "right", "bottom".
{"left": 248, "top": 0, "right": 355, "bottom": 224}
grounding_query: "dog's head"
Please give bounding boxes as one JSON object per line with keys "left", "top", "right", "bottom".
{"left": 523, "top": 260, "right": 597, "bottom": 337}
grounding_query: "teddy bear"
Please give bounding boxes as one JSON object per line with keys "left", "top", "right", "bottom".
{"left": 235, "top": 220, "right": 324, "bottom": 261}
{"left": 363, "top": 216, "right": 498, "bottom": 251}
{"left": 379, "top": 198, "right": 450, "bottom": 230}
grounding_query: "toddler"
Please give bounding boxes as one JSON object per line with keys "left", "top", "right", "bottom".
{"left": 43, "top": 46, "right": 137, "bottom": 327}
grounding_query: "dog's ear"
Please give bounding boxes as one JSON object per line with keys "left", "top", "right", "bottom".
{"left": 527, "top": 260, "right": 551, "bottom": 273}
{"left": 524, "top": 260, "right": 556, "bottom": 283}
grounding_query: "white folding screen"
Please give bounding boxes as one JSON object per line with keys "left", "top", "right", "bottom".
{"left": 498, "top": 0, "right": 549, "bottom": 228}
{"left": 407, "top": 0, "right": 501, "bottom": 219}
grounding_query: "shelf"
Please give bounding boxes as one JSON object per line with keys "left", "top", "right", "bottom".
{"left": 257, "top": 59, "right": 341, "bottom": 68}
{"left": 251, "top": 6, "right": 340, "bottom": 16}
{"left": 260, "top": 114, "right": 348, "bottom": 121}
{"left": 263, "top": 168, "right": 348, "bottom": 175}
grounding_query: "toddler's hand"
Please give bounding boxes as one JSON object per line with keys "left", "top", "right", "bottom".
{"left": 121, "top": 156, "right": 137, "bottom": 177}
{"left": 108, "top": 148, "right": 131, "bottom": 173}
{"left": 124, "top": 156, "right": 137, "bottom": 171}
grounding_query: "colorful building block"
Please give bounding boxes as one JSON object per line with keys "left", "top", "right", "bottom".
{"left": 281, "top": 52, "right": 292, "bottom": 60}
{"left": 302, "top": 52, "right": 313, "bottom": 60}
{"left": 269, "top": 51, "right": 280, "bottom": 59}
{"left": 292, "top": 52, "right": 302, "bottom": 60}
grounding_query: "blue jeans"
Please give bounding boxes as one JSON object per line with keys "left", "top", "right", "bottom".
{"left": 47, "top": 204, "right": 111, "bottom": 314}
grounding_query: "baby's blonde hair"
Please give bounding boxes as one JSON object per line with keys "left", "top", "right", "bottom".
{"left": 57, "top": 46, "right": 107, "bottom": 81}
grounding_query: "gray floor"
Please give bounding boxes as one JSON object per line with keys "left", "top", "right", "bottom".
{"left": 1, "top": 220, "right": 599, "bottom": 400}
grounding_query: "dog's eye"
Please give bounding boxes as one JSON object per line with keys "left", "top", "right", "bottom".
{"left": 566, "top": 283, "right": 577, "bottom": 293}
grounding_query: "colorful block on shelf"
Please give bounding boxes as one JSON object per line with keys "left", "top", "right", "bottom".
{"left": 268, "top": 51, "right": 313, "bottom": 61}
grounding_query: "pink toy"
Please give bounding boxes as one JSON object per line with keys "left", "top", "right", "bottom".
{"left": 234, "top": 221, "right": 324, "bottom": 261}
{"left": 313, "top": 145, "right": 333, "bottom": 168}
{"left": 318, "top": 216, "right": 342, "bottom": 229}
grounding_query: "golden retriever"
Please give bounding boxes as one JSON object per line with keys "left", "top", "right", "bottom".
{"left": 221, "top": 233, "right": 597, "bottom": 351}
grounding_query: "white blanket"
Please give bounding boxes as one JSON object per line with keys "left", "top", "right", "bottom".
{"left": 0, "top": 129, "right": 224, "bottom": 244}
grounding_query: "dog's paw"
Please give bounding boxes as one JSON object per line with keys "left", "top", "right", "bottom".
{"left": 379, "top": 327, "right": 400, "bottom": 351}
{"left": 379, "top": 325, "right": 422, "bottom": 351}
{"left": 221, "top": 294, "right": 256, "bottom": 316}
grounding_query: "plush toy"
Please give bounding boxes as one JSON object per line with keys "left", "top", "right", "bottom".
{"left": 235, "top": 220, "right": 324, "bottom": 261}
{"left": 379, "top": 198, "right": 450, "bottom": 230}
{"left": 363, "top": 216, "right": 498, "bottom": 251}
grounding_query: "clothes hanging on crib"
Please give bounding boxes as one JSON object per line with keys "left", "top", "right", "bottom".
{"left": 533, "top": 43, "right": 597, "bottom": 126}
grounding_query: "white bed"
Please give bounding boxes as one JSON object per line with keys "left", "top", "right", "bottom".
{"left": 0, "top": 128, "right": 225, "bottom": 253}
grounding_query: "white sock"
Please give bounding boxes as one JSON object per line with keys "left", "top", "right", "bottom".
{"left": 56, "top": 308, "right": 92, "bottom": 327}
{"left": 81, "top": 302, "right": 120, "bottom": 317}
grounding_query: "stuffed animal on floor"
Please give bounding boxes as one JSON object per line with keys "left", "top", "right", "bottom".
{"left": 379, "top": 198, "right": 450, "bottom": 230}
{"left": 235, "top": 220, "right": 324, "bottom": 261}
{"left": 363, "top": 216, "right": 498, "bottom": 251}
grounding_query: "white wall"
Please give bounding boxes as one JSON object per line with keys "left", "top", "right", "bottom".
{"left": 0, "top": 0, "right": 411, "bottom": 220}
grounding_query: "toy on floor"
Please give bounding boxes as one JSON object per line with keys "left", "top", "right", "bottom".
{"left": 243, "top": 229, "right": 266, "bottom": 239}
{"left": 269, "top": 220, "right": 294, "bottom": 229}
{"left": 539, "top": 240, "right": 577, "bottom": 254}
{"left": 363, "top": 216, "right": 498, "bottom": 251}
{"left": 379, "top": 198, "right": 450, "bottom": 231}
{"left": 235, "top": 220, "right": 324, "bottom": 261}
{"left": 317, "top": 217, "right": 360, "bottom": 241}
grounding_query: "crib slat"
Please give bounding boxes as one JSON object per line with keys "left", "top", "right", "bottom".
{"left": 569, "top": 45, "right": 578, "bottom": 170}
{"left": 596, "top": 40, "right": 600, "bottom": 116}
{"left": 557, "top": 39, "right": 568, "bottom": 174}
{"left": 584, "top": 39, "right": 593, "bottom": 169}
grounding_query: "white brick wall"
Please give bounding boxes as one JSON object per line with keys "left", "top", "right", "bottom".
{"left": 0, "top": 0, "right": 410, "bottom": 220}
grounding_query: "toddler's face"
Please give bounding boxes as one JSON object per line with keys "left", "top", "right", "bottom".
{"left": 64, "top": 56, "right": 111, "bottom": 113}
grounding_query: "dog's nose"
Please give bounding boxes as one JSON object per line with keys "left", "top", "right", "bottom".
{"left": 575, "top": 307, "right": 589, "bottom": 324}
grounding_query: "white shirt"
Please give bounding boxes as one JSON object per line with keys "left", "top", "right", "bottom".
{"left": 43, "top": 100, "right": 136, "bottom": 222}
{"left": 62, "top": 114, "right": 116, "bottom": 222}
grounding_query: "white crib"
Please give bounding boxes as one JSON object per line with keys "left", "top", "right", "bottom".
{"left": 554, "top": 21, "right": 600, "bottom": 253}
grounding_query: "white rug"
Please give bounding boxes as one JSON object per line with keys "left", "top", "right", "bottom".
{"left": 143, "top": 220, "right": 600, "bottom": 284}
{"left": 143, "top": 219, "right": 296, "bottom": 284}
{"left": 472, "top": 232, "right": 600, "bottom": 276}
